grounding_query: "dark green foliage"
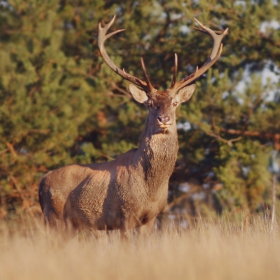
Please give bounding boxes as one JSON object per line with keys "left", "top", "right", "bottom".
{"left": 0, "top": 0, "right": 280, "bottom": 219}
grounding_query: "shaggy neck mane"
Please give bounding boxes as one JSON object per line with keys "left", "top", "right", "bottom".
{"left": 134, "top": 120, "right": 179, "bottom": 195}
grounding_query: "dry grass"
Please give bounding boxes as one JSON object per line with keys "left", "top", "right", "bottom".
{"left": 1, "top": 215, "right": 280, "bottom": 280}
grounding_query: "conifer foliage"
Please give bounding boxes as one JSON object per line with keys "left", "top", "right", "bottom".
{"left": 0, "top": 0, "right": 280, "bottom": 219}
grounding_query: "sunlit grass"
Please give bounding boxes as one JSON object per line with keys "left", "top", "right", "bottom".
{"left": 0, "top": 214, "right": 280, "bottom": 280}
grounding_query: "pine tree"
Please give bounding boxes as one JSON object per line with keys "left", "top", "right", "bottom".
{"left": 0, "top": 0, "right": 279, "bottom": 220}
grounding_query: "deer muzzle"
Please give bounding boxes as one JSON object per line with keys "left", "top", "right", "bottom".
{"left": 157, "top": 115, "right": 172, "bottom": 131}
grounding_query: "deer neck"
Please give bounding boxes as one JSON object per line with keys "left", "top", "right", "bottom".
{"left": 136, "top": 120, "right": 179, "bottom": 193}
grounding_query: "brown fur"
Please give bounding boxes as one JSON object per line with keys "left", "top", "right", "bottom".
{"left": 38, "top": 87, "right": 196, "bottom": 235}
{"left": 39, "top": 17, "right": 227, "bottom": 235}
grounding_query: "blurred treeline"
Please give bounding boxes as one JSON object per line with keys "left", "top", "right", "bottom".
{"left": 0, "top": 0, "right": 280, "bottom": 221}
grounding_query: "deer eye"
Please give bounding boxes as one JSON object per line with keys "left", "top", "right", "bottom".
{"left": 148, "top": 100, "right": 159, "bottom": 109}
{"left": 147, "top": 100, "right": 154, "bottom": 107}
{"left": 173, "top": 102, "right": 178, "bottom": 107}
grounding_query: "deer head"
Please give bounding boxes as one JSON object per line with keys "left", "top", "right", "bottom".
{"left": 98, "top": 16, "right": 228, "bottom": 134}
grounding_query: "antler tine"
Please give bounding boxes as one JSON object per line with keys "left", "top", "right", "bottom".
{"left": 98, "top": 15, "right": 147, "bottom": 89}
{"left": 193, "top": 18, "right": 229, "bottom": 61}
{"left": 174, "top": 18, "right": 228, "bottom": 91}
{"left": 140, "top": 57, "right": 156, "bottom": 94}
{"left": 170, "top": 53, "right": 178, "bottom": 88}
{"left": 99, "top": 15, "right": 121, "bottom": 36}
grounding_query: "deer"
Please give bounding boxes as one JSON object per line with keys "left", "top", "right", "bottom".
{"left": 38, "top": 16, "right": 228, "bottom": 237}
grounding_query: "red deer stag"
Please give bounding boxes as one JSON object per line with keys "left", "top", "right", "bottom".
{"left": 39, "top": 16, "right": 228, "bottom": 235}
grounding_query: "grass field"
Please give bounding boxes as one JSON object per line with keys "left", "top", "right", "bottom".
{"left": 0, "top": 215, "right": 280, "bottom": 280}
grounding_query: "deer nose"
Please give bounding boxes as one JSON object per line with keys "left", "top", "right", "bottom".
{"left": 157, "top": 115, "right": 170, "bottom": 125}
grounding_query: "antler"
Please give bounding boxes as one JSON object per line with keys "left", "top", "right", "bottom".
{"left": 98, "top": 15, "right": 156, "bottom": 95}
{"left": 98, "top": 16, "right": 228, "bottom": 95}
{"left": 171, "top": 18, "right": 229, "bottom": 91}
{"left": 170, "top": 53, "right": 178, "bottom": 88}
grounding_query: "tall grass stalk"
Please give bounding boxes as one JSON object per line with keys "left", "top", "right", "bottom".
{"left": 0, "top": 215, "right": 280, "bottom": 280}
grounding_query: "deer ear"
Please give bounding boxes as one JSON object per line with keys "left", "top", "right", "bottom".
{"left": 176, "top": 84, "right": 196, "bottom": 103}
{"left": 128, "top": 84, "right": 148, "bottom": 104}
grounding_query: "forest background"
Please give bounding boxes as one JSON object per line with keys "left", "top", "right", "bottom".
{"left": 0, "top": 0, "right": 280, "bottom": 223}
